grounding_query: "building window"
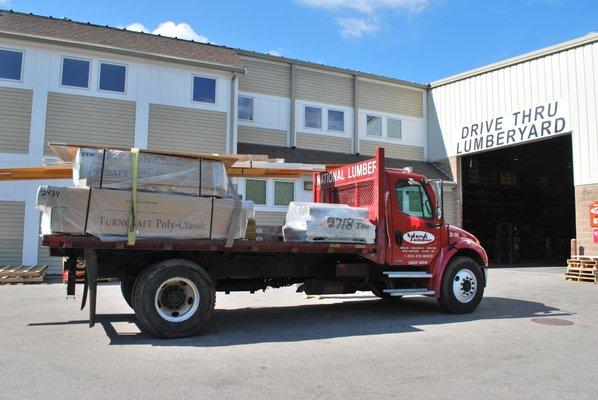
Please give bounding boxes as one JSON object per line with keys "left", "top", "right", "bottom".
{"left": 99, "top": 62, "right": 126, "bottom": 93}
{"left": 238, "top": 96, "right": 254, "bottom": 121}
{"left": 0, "top": 49, "right": 23, "bottom": 81}
{"left": 387, "top": 118, "right": 402, "bottom": 139}
{"left": 305, "top": 106, "right": 322, "bottom": 129}
{"left": 366, "top": 115, "right": 382, "bottom": 137}
{"left": 328, "top": 109, "right": 344, "bottom": 132}
{"left": 61, "top": 57, "right": 90, "bottom": 88}
{"left": 274, "top": 181, "right": 294, "bottom": 206}
{"left": 193, "top": 76, "right": 216, "bottom": 103}
{"left": 245, "top": 179, "right": 267, "bottom": 205}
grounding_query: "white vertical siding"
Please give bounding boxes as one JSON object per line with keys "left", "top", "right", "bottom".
{"left": 428, "top": 38, "right": 598, "bottom": 186}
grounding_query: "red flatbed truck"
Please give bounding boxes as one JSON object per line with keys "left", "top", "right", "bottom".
{"left": 43, "top": 148, "right": 488, "bottom": 338}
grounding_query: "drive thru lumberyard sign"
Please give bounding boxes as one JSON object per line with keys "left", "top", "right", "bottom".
{"left": 456, "top": 100, "right": 570, "bottom": 155}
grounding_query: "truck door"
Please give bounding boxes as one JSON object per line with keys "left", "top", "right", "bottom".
{"left": 389, "top": 176, "right": 443, "bottom": 266}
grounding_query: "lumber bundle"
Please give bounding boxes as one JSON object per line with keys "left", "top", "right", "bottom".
{"left": 283, "top": 202, "right": 375, "bottom": 243}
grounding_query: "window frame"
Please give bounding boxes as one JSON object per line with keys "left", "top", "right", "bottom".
{"left": 366, "top": 115, "right": 383, "bottom": 137}
{"left": 237, "top": 95, "right": 255, "bottom": 121}
{"left": 387, "top": 117, "right": 402, "bottom": 140}
{"left": 327, "top": 108, "right": 345, "bottom": 133}
{"left": 304, "top": 105, "right": 323, "bottom": 130}
{"left": 97, "top": 60, "right": 128, "bottom": 94}
{"left": 191, "top": 74, "right": 217, "bottom": 104}
{"left": 245, "top": 178, "right": 268, "bottom": 206}
{"left": 0, "top": 47, "right": 24, "bottom": 82}
{"left": 273, "top": 180, "right": 295, "bottom": 207}
{"left": 60, "top": 56, "right": 92, "bottom": 90}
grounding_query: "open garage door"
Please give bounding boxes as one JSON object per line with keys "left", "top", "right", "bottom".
{"left": 461, "top": 135, "right": 575, "bottom": 265}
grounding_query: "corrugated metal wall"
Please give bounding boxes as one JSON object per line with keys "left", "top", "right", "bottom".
{"left": 442, "top": 187, "right": 457, "bottom": 226}
{"left": 0, "top": 87, "right": 32, "bottom": 154}
{"left": 148, "top": 104, "right": 227, "bottom": 154}
{"left": 359, "top": 140, "right": 424, "bottom": 161}
{"left": 295, "top": 67, "right": 354, "bottom": 107}
{"left": 238, "top": 125, "right": 287, "bottom": 146}
{"left": 428, "top": 39, "right": 598, "bottom": 186}
{"left": 0, "top": 201, "right": 25, "bottom": 265}
{"left": 296, "top": 133, "right": 352, "bottom": 153}
{"left": 239, "top": 58, "right": 291, "bottom": 98}
{"left": 359, "top": 80, "right": 424, "bottom": 118}
{"left": 45, "top": 92, "right": 136, "bottom": 154}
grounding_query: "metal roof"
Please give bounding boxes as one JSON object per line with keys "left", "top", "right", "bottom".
{"left": 430, "top": 32, "right": 598, "bottom": 88}
{"left": 236, "top": 142, "right": 452, "bottom": 181}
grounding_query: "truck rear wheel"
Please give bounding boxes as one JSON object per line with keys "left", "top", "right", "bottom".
{"left": 132, "top": 259, "right": 215, "bottom": 339}
{"left": 439, "top": 256, "right": 484, "bottom": 314}
{"left": 120, "top": 278, "right": 135, "bottom": 309}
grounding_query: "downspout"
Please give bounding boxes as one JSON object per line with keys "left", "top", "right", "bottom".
{"left": 290, "top": 63, "right": 297, "bottom": 148}
{"left": 229, "top": 72, "right": 237, "bottom": 154}
{"left": 353, "top": 74, "right": 360, "bottom": 154}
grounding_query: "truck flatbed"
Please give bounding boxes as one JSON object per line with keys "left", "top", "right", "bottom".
{"left": 42, "top": 234, "right": 378, "bottom": 255}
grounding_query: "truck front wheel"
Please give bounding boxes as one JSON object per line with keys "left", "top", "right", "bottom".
{"left": 439, "top": 256, "right": 484, "bottom": 314}
{"left": 132, "top": 259, "right": 215, "bottom": 338}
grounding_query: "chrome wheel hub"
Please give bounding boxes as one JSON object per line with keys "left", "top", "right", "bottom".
{"left": 154, "top": 277, "right": 200, "bottom": 322}
{"left": 452, "top": 268, "right": 477, "bottom": 303}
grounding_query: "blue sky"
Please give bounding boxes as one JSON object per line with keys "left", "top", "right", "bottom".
{"left": 3, "top": 0, "right": 597, "bottom": 83}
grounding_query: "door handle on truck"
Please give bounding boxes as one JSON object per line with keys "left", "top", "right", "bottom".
{"left": 394, "top": 230, "right": 403, "bottom": 245}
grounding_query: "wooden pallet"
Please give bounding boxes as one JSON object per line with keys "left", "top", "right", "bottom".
{"left": 565, "top": 259, "right": 597, "bottom": 284}
{"left": 0, "top": 265, "right": 48, "bottom": 283}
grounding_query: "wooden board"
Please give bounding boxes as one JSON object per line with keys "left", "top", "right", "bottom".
{"left": 0, "top": 265, "right": 48, "bottom": 284}
{"left": 49, "top": 143, "right": 246, "bottom": 166}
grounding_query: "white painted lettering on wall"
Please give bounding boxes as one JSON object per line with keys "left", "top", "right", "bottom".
{"left": 317, "top": 160, "right": 376, "bottom": 185}
{"left": 456, "top": 100, "right": 569, "bottom": 155}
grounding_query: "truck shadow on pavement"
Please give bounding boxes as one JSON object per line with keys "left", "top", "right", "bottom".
{"left": 30, "top": 296, "right": 571, "bottom": 346}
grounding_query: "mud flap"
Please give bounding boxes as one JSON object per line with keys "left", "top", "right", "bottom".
{"left": 83, "top": 249, "right": 98, "bottom": 327}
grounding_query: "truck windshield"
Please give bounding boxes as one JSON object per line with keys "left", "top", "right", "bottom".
{"left": 396, "top": 180, "right": 433, "bottom": 219}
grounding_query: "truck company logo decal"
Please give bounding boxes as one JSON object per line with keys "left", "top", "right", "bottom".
{"left": 403, "top": 231, "right": 435, "bottom": 245}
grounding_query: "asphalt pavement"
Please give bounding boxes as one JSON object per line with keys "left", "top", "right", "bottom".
{"left": 1, "top": 266, "right": 596, "bottom": 400}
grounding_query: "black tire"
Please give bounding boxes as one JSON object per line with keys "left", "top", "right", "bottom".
{"left": 439, "top": 256, "right": 484, "bottom": 314}
{"left": 120, "top": 278, "right": 135, "bottom": 309}
{"left": 132, "top": 259, "right": 215, "bottom": 339}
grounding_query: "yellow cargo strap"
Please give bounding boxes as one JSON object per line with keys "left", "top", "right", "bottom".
{"left": 127, "top": 148, "right": 140, "bottom": 245}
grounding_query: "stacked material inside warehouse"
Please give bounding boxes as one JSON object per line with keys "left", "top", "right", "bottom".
{"left": 37, "top": 146, "right": 253, "bottom": 242}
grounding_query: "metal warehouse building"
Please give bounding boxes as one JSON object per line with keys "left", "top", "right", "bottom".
{"left": 0, "top": 10, "right": 596, "bottom": 273}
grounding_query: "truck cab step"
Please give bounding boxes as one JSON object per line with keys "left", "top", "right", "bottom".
{"left": 382, "top": 288, "right": 435, "bottom": 297}
{"left": 383, "top": 271, "right": 432, "bottom": 279}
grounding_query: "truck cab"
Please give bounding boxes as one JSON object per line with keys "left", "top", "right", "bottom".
{"left": 314, "top": 148, "right": 488, "bottom": 313}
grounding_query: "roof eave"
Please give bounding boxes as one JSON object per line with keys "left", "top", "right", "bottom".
{"left": 0, "top": 31, "right": 247, "bottom": 74}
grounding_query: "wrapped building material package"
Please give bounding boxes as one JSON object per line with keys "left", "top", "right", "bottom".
{"left": 37, "top": 186, "right": 254, "bottom": 241}
{"left": 73, "top": 148, "right": 228, "bottom": 197}
{"left": 283, "top": 202, "right": 375, "bottom": 243}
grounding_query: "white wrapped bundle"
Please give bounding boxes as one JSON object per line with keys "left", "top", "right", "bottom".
{"left": 37, "top": 186, "right": 254, "bottom": 242}
{"left": 283, "top": 202, "right": 375, "bottom": 243}
{"left": 74, "top": 148, "right": 228, "bottom": 197}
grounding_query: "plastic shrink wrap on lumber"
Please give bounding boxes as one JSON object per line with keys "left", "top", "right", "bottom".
{"left": 73, "top": 148, "right": 228, "bottom": 197}
{"left": 37, "top": 186, "right": 254, "bottom": 241}
{"left": 282, "top": 202, "right": 375, "bottom": 243}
